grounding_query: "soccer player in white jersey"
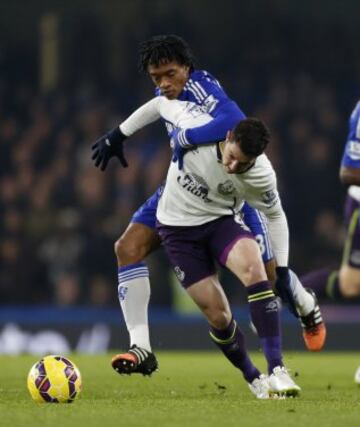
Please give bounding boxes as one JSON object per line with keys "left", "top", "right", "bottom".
{"left": 156, "top": 117, "right": 301, "bottom": 397}
{"left": 91, "top": 35, "right": 324, "bottom": 377}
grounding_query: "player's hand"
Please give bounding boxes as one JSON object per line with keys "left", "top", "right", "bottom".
{"left": 91, "top": 127, "right": 128, "bottom": 171}
{"left": 170, "top": 128, "right": 192, "bottom": 170}
{"left": 274, "top": 267, "right": 299, "bottom": 318}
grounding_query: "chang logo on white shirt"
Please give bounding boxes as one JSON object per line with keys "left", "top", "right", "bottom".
{"left": 177, "top": 173, "right": 213, "bottom": 202}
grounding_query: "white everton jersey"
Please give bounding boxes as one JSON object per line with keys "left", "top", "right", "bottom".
{"left": 119, "top": 87, "right": 288, "bottom": 265}
{"left": 157, "top": 146, "right": 281, "bottom": 227}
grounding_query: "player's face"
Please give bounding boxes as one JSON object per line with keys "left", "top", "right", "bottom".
{"left": 148, "top": 61, "right": 190, "bottom": 99}
{"left": 222, "top": 138, "right": 256, "bottom": 174}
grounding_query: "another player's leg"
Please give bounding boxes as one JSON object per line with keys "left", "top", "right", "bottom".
{"left": 111, "top": 188, "right": 163, "bottom": 376}
{"left": 301, "top": 195, "right": 360, "bottom": 300}
{"left": 286, "top": 270, "right": 326, "bottom": 351}
{"left": 112, "top": 221, "right": 159, "bottom": 375}
{"left": 300, "top": 265, "right": 360, "bottom": 299}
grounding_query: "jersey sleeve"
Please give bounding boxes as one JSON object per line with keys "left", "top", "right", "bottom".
{"left": 341, "top": 101, "right": 360, "bottom": 168}
{"left": 245, "top": 181, "right": 282, "bottom": 216}
{"left": 120, "top": 97, "right": 161, "bottom": 137}
{"left": 182, "top": 71, "right": 246, "bottom": 145}
{"left": 243, "top": 163, "right": 289, "bottom": 266}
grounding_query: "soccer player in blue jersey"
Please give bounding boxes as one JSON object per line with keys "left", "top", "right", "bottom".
{"left": 301, "top": 100, "right": 360, "bottom": 301}
{"left": 91, "top": 35, "right": 324, "bottom": 377}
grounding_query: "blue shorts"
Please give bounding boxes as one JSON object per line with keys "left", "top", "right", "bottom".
{"left": 343, "top": 194, "right": 360, "bottom": 268}
{"left": 131, "top": 185, "right": 164, "bottom": 229}
{"left": 241, "top": 202, "right": 274, "bottom": 263}
{"left": 131, "top": 188, "right": 274, "bottom": 264}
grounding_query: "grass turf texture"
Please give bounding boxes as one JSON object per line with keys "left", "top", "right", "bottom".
{"left": 0, "top": 352, "right": 359, "bottom": 427}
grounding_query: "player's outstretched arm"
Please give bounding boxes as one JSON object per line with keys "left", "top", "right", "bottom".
{"left": 264, "top": 205, "right": 289, "bottom": 268}
{"left": 92, "top": 127, "right": 128, "bottom": 171}
{"left": 173, "top": 101, "right": 245, "bottom": 150}
{"left": 170, "top": 81, "right": 245, "bottom": 170}
{"left": 170, "top": 102, "right": 245, "bottom": 170}
{"left": 186, "top": 101, "right": 245, "bottom": 145}
{"left": 175, "top": 70, "right": 248, "bottom": 148}
{"left": 259, "top": 202, "right": 300, "bottom": 316}
{"left": 91, "top": 98, "right": 161, "bottom": 171}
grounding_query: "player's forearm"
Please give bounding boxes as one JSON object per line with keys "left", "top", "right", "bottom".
{"left": 182, "top": 102, "right": 245, "bottom": 145}
{"left": 339, "top": 166, "right": 360, "bottom": 186}
{"left": 265, "top": 208, "right": 289, "bottom": 267}
{"left": 120, "top": 98, "right": 161, "bottom": 137}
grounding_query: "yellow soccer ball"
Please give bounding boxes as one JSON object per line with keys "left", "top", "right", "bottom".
{"left": 27, "top": 355, "right": 82, "bottom": 403}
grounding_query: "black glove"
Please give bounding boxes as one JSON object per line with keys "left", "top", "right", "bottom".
{"left": 274, "top": 267, "right": 299, "bottom": 318}
{"left": 91, "top": 127, "right": 128, "bottom": 171}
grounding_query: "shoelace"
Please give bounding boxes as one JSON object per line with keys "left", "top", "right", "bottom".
{"left": 306, "top": 324, "right": 322, "bottom": 336}
{"left": 302, "top": 309, "right": 322, "bottom": 329}
{"left": 274, "top": 366, "right": 291, "bottom": 377}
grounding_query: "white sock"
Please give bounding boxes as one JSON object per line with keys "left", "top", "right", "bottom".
{"left": 118, "top": 263, "right": 151, "bottom": 352}
{"left": 289, "top": 269, "right": 315, "bottom": 316}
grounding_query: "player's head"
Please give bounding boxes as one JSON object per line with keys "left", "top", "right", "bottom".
{"left": 139, "top": 35, "right": 195, "bottom": 99}
{"left": 222, "top": 118, "right": 270, "bottom": 174}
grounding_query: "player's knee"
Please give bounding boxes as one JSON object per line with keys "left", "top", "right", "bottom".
{"left": 114, "top": 236, "right": 144, "bottom": 266}
{"left": 208, "top": 309, "right": 232, "bottom": 330}
{"left": 339, "top": 267, "right": 360, "bottom": 297}
{"left": 339, "top": 282, "right": 360, "bottom": 298}
{"left": 242, "top": 260, "right": 267, "bottom": 286}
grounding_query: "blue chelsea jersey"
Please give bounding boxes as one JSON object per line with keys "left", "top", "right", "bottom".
{"left": 341, "top": 100, "right": 360, "bottom": 169}
{"left": 155, "top": 70, "right": 245, "bottom": 145}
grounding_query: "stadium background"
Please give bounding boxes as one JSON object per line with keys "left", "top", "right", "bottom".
{"left": 0, "top": 0, "right": 359, "bottom": 353}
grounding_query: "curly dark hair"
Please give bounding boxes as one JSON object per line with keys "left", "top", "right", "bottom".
{"left": 138, "top": 34, "right": 195, "bottom": 72}
{"left": 232, "top": 118, "right": 271, "bottom": 156}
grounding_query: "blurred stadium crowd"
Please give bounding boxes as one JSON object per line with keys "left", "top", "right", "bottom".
{"left": 0, "top": 1, "right": 359, "bottom": 307}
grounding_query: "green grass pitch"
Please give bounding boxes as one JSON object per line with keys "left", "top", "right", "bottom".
{"left": 0, "top": 352, "right": 359, "bottom": 427}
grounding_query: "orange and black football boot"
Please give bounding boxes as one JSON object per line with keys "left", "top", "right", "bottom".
{"left": 111, "top": 345, "right": 158, "bottom": 376}
{"left": 300, "top": 289, "right": 326, "bottom": 351}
